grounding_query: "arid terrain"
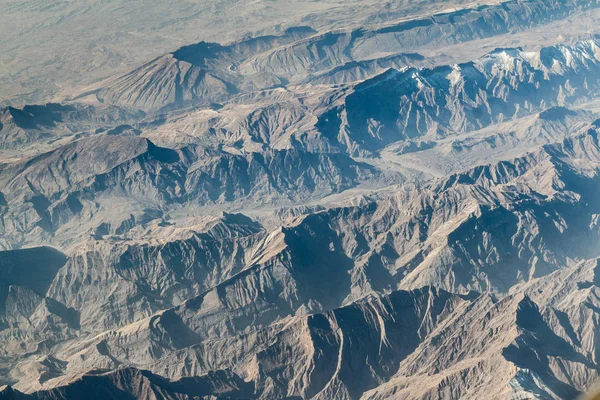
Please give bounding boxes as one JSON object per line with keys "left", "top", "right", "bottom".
{"left": 1, "top": 1, "right": 600, "bottom": 398}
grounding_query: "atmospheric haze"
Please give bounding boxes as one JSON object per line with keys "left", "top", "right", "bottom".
{"left": 1, "top": 1, "right": 600, "bottom": 399}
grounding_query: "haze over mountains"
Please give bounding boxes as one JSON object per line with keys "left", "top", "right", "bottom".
{"left": 2, "top": 0, "right": 600, "bottom": 399}
{"left": 0, "top": 0, "right": 512, "bottom": 105}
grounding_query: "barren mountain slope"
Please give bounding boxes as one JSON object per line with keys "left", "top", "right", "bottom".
{"left": 2, "top": 2, "right": 600, "bottom": 400}
{"left": 138, "top": 40, "right": 600, "bottom": 159}
{"left": 0, "top": 0, "right": 513, "bottom": 105}
{"left": 2, "top": 123, "right": 600, "bottom": 397}
{"left": 82, "top": 0, "right": 600, "bottom": 114}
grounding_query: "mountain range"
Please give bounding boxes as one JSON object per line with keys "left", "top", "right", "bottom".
{"left": 2, "top": 0, "right": 600, "bottom": 398}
